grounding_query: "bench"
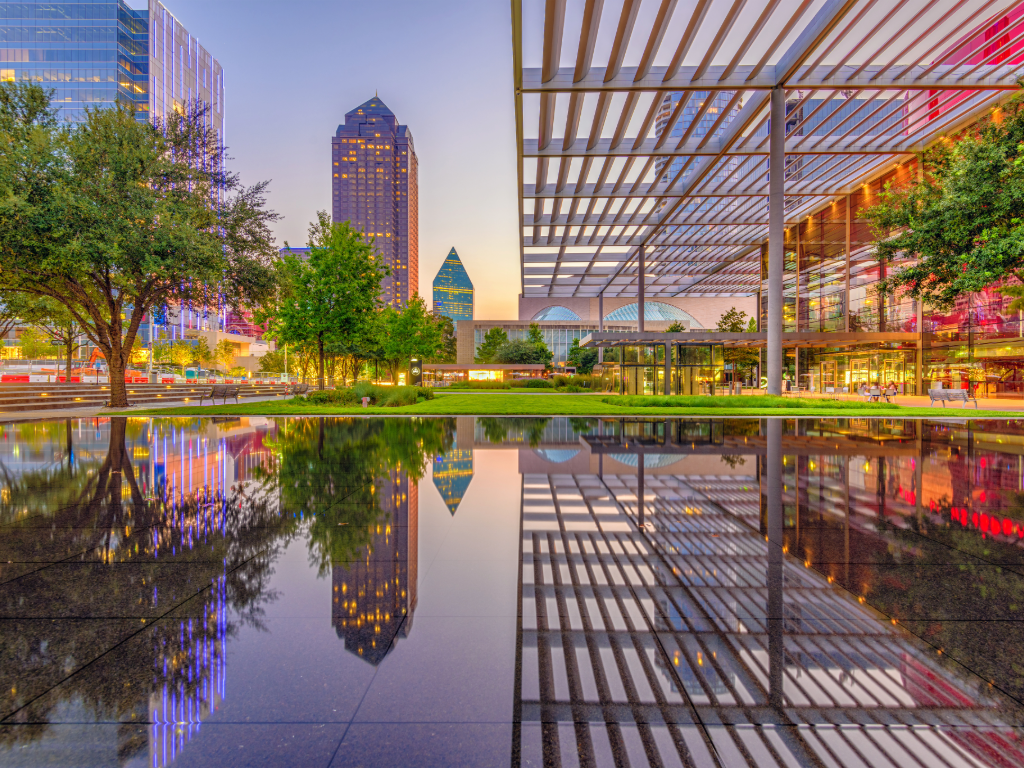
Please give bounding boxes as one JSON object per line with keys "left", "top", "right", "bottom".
{"left": 200, "top": 384, "right": 242, "bottom": 406}
{"left": 286, "top": 382, "right": 310, "bottom": 398}
{"left": 929, "top": 388, "right": 978, "bottom": 408}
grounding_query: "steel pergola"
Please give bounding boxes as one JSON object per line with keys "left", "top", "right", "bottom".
{"left": 513, "top": 0, "right": 1024, "bottom": 390}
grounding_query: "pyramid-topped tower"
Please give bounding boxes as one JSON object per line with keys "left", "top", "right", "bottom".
{"left": 432, "top": 247, "right": 474, "bottom": 324}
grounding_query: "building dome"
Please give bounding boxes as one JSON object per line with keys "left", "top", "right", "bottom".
{"left": 532, "top": 306, "right": 582, "bottom": 322}
{"left": 603, "top": 302, "right": 703, "bottom": 327}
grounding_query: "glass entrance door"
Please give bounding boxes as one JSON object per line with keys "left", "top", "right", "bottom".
{"left": 820, "top": 361, "right": 837, "bottom": 391}
{"left": 881, "top": 359, "right": 904, "bottom": 390}
{"left": 850, "top": 359, "right": 871, "bottom": 387}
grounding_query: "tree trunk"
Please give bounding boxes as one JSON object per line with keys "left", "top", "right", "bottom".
{"left": 65, "top": 340, "right": 73, "bottom": 383}
{"left": 107, "top": 349, "right": 129, "bottom": 407}
{"left": 317, "top": 336, "right": 325, "bottom": 391}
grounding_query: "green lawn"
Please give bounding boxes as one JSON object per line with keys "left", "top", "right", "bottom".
{"left": 117, "top": 392, "right": 1024, "bottom": 418}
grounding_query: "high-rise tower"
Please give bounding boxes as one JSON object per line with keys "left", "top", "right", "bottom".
{"left": 432, "top": 247, "right": 474, "bottom": 324}
{"left": 0, "top": 0, "right": 223, "bottom": 134}
{"left": 332, "top": 96, "right": 419, "bottom": 307}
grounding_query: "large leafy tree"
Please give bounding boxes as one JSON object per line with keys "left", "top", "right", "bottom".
{"left": 566, "top": 337, "right": 598, "bottom": 374}
{"left": 0, "top": 83, "right": 278, "bottom": 406}
{"left": 428, "top": 315, "right": 457, "bottom": 364}
{"left": 865, "top": 96, "right": 1024, "bottom": 309}
{"left": 267, "top": 213, "right": 385, "bottom": 390}
{"left": 377, "top": 295, "right": 445, "bottom": 382}
{"left": 475, "top": 327, "right": 508, "bottom": 363}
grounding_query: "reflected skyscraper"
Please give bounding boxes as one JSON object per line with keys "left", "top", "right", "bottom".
{"left": 431, "top": 446, "right": 473, "bottom": 515}
{"left": 332, "top": 96, "right": 419, "bottom": 307}
{"left": 432, "top": 247, "right": 474, "bottom": 324}
{"left": 331, "top": 472, "right": 418, "bottom": 664}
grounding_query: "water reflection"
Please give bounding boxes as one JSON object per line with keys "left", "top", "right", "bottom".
{"left": 0, "top": 416, "right": 451, "bottom": 767}
{"left": 4, "top": 415, "right": 1024, "bottom": 766}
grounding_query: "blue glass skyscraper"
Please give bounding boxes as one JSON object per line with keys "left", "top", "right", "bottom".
{"left": 432, "top": 247, "right": 474, "bottom": 324}
{"left": 0, "top": 0, "right": 223, "bottom": 133}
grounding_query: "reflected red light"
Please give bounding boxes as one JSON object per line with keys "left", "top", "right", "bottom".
{"left": 1004, "top": 518, "right": 1013, "bottom": 536}
{"left": 973, "top": 512, "right": 980, "bottom": 527}
{"left": 980, "top": 491, "right": 987, "bottom": 503}
{"left": 981, "top": 513, "right": 990, "bottom": 532}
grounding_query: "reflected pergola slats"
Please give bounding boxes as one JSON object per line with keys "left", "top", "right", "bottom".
{"left": 515, "top": 0, "right": 1024, "bottom": 300}
{"left": 515, "top": 420, "right": 1024, "bottom": 767}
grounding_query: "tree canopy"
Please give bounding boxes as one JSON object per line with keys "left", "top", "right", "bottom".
{"left": 475, "top": 327, "right": 508, "bottom": 363}
{"left": 0, "top": 83, "right": 279, "bottom": 405}
{"left": 267, "top": 213, "right": 385, "bottom": 389}
{"left": 865, "top": 95, "right": 1024, "bottom": 309}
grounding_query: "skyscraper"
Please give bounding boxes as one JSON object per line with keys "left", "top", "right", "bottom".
{"left": 432, "top": 247, "right": 474, "bottom": 324}
{"left": 0, "top": 0, "right": 223, "bottom": 135}
{"left": 332, "top": 96, "right": 419, "bottom": 307}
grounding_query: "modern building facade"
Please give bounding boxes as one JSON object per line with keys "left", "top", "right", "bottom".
{"left": 332, "top": 96, "right": 419, "bottom": 307}
{"left": 515, "top": 1, "right": 1024, "bottom": 399}
{"left": 0, "top": 0, "right": 223, "bottom": 130}
{"left": 432, "top": 247, "right": 473, "bottom": 324}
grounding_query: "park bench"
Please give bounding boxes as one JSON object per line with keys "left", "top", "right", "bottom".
{"left": 200, "top": 384, "right": 242, "bottom": 406}
{"left": 928, "top": 388, "right": 978, "bottom": 408}
{"left": 286, "top": 382, "right": 309, "bottom": 398}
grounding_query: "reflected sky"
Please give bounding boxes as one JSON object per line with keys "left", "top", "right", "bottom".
{"left": 2, "top": 415, "right": 1024, "bottom": 767}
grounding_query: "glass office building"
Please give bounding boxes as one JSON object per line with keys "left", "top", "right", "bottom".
{"left": 0, "top": 0, "right": 223, "bottom": 133}
{"left": 332, "top": 96, "right": 419, "bottom": 308}
{"left": 432, "top": 247, "right": 474, "bottom": 324}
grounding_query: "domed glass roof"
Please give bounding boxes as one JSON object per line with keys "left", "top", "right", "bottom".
{"left": 603, "top": 302, "right": 702, "bottom": 327}
{"left": 532, "top": 306, "right": 582, "bottom": 322}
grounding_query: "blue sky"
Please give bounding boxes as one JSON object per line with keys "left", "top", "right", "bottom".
{"left": 147, "top": 0, "right": 521, "bottom": 318}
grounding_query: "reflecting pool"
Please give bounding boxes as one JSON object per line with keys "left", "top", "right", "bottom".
{"left": 2, "top": 415, "right": 1024, "bottom": 767}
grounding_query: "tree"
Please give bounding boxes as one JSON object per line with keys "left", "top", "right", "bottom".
{"left": 27, "top": 299, "right": 87, "bottom": 382}
{"left": 266, "top": 213, "right": 385, "bottom": 390}
{"left": 257, "top": 348, "right": 286, "bottom": 374}
{"left": 566, "top": 337, "right": 599, "bottom": 374}
{"left": 17, "top": 327, "right": 51, "bottom": 360}
{"left": 493, "top": 339, "right": 547, "bottom": 365}
{"left": 715, "top": 307, "right": 750, "bottom": 333}
{"left": 378, "top": 295, "right": 445, "bottom": 383}
{"left": 716, "top": 307, "right": 760, "bottom": 384}
{"left": 0, "top": 84, "right": 279, "bottom": 406}
{"left": 428, "top": 315, "right": 457, "bottom": 364}
{"left": 167, "top": 341, "right": 193, "bottom": 376}
{"left": 475, "top": 327, "right": 508, "bottom": 363}
{"left": 527, "top": 323, "right": 554, "bottom": 371}
{"left": 665, "top": 321, "right": 686, "bottom": 332}
{"left": 3, "top": 294, "right": 86, "bottom": 380}
{"left": 864, "top": 95, "right": 1024, "bottom": 310}
{"left": 214, "top": 340, "right": 236, "bottom": 371}
{"left": 193, "top": 338, "right": 215, "bottom": 372}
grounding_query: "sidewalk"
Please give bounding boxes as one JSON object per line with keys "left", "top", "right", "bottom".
{"left": 0, "top": 394, "right": 289, "bottom": 423}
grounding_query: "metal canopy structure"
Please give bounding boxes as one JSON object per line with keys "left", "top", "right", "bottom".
{"left": 513, "top": 0, "right": 1024, "bottom": 302}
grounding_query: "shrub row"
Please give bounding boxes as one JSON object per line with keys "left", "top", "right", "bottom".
{"left": 301, "top": 383, "right": 434, "bottom": 408}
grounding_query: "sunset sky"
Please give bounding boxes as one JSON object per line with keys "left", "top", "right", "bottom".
{"left": 146, "top": 0, "right": 522, "bottom": 318}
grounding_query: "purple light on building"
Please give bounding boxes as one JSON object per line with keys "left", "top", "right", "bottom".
{"left": 332, "top": 97, "right": 419, "bottom": 307}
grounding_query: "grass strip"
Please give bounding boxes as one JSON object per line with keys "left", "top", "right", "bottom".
{"left": 115, "top": 392, "right": 1024, "bottom": 419}
{"left": 601, "top": 394, "right": 900, "bottom": 410}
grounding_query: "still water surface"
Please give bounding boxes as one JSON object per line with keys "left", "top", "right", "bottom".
{"left": 1, "top": 415, "right": 1024, "bottom": 767}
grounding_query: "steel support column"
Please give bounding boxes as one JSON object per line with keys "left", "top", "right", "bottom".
{"left": 638, "top": 244, "right": 645, "bottom": 334}
{"left": 598, "top": 294, "right": 604, "bottom": 364}
{"left": 664, "top": 344, "right": 671, "bottom": 395}
{"left": 766, "top": 417, "right": 784, "bottom": 707}
{"left": 767, "top": 87, "right": 785, "bottom": 397}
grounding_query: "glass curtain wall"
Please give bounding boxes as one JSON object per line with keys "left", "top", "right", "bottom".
{"left": 598, "top": 344, "right": 724, "bottom": 395}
